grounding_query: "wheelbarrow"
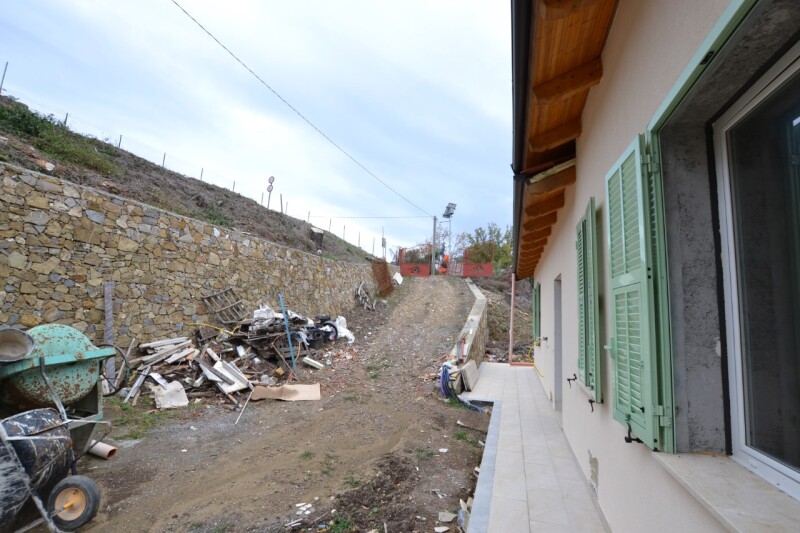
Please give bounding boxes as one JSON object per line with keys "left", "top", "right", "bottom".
{"left": 0, "top": 325, "right": 116, "bottom": 531}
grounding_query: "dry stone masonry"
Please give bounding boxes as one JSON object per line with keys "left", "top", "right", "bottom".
{"left": 0, "top": 163, "right": 375, "bottom": 347}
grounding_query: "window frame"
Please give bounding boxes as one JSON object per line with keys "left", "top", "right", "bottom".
{"left": 713, "top": 39, "right": 800, "bottom": 500}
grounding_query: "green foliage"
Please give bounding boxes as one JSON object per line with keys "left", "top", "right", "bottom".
{"left": 414, "top": 447, "right": 435, "bottom": 461}
{"left": 343, "top": 474, "right": 361, "bottom": 488}
{"left": 0, "top": 101, "right": 118, "bottom": 175}
{"left": 330, "top": 515, "right": 354, "bottom": 533}
{"left": 455, "top": 222, "right": 513, "bottom": 270}
{"left": 300, "top": 450, "right": 315, "bottom": 460}
{"left": 201, "top": 206, "right": 232, "bottom": 227}
{"left": 107, "top": 397, "right": 175, "bottom": 439}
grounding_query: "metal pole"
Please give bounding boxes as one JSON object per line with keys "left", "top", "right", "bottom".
{"left": 118, "top": 134, "right": 122, "bottom": 148}
{"left": 328, "top": 219, "right": 331, "bottom": 232}
{"left": 261, "top": 192, "right": 264, "bottom": 206}
{"left": 372, "top": 237, "right": 375, "bottom": 255}
{"left": 63, "top": 113, "right": 68, "bottom": 127}
{"left": 280, "top": 194, "right": 283, "bottom": 214}
{"left": 0, "top": 62, "right": 7, "bottom": 96}
{"left": 285, "top": 202, "right": 288, "bottom": 216}
{"left": 162, "top": 153, "right": 166, "bottom": 167}
{"left": 343, "top": 225, "right": 346, "bottom": 241}
{"left": 307, "top": 211, "right": 310, "bottom": 222}
{"left": 267, "top": 190, "right": 272, "bottom": 209}
{"left": 431, "top": 216, "right": 437, "bottom": 274}
{"left": 200, "top": 167, "right": 204, "bottom": 181}
{"left": 509, "top": 273, "right": 516, "bottom": 362}
{"left": 449, "top": 217, "right": 452, "bottom": 257}
{"left": 232, "top": 180, "right": 236, "bottom": 192}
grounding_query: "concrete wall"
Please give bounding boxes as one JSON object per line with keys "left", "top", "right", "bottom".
{"left": 0, "top": 163, "right": 376, "bottom": 347}
{"left": 449, "top": 278, "right": 488, "bottom": 364}
{"left": 529, "top": 0, "right": 730, "bottom": 531}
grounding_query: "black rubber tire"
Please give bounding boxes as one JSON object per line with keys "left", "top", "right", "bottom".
{"left": 47, "top": 475, "right": 100, "bottom": 531}
{"left": 321, "top": 321, "right": 338, "bottom": 342}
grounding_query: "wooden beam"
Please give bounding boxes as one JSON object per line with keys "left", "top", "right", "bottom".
{"left": 525, "top": 191, "right": 565, "bottom": 217}
{"left": 528, "top": 166, "right": 576, "bottom": 195}
{"left": 533, "top": 57, "right": 603, "bottom": 103}
{"left": 529, "top": 120, "right": 582, "bottom": 152}
{"left": 521, "top": 227, "right": 552, "bottom": 243}
{"left": 523, "top": 211, "right": 557, "bottom": 231}
{"left": 538, "top": 0, "right": 605, "bottom": 20}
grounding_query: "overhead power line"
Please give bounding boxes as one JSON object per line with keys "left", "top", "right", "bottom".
{"left": 309, "top": 215, "right": 431, "bottom": 220}
{"left": 169, "top": 0, "right": 433, "bottom": 218}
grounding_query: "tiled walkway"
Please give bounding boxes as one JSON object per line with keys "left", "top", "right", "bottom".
{"left": 464, "top": 363, "right": 607, "bottom": 533}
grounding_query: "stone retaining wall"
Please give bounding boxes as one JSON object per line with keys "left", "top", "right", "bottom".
{"left": 0, "top": 163, "right": 376, "bottom": 347}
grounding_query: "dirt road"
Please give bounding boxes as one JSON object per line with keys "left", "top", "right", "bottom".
{"left": 83, "top": 275, "right": 489, "bottom": 533}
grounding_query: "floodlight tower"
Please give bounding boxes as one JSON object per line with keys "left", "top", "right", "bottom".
{"left": 442, "top": 202, "right": 456, "bottom": 256}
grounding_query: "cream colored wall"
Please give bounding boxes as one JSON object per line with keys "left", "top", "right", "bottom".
{"left": 531, "top": 0, "right": 731, "bottom": 531}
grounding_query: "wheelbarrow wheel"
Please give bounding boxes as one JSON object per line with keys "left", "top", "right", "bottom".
{"left": 47, "top": 475, "right": 100, "bottom": 531}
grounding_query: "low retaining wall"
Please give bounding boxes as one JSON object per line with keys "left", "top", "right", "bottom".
{"left": 0, "top": 163, "right": 375, "bottom": 347}
{"left": 449, "top": 279, "right": 488, "bottom": 364}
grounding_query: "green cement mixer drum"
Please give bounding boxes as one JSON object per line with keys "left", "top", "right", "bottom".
{"left": 0, "top": 324, "right": 110, "bottom": 411}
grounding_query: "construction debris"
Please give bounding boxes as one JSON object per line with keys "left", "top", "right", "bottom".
{"left": 122, "top": 291, "right": 364, "bottom": 410}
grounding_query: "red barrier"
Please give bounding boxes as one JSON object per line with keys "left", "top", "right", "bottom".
{"left": 398, "top": 245, "right": 432, "bottom": 277}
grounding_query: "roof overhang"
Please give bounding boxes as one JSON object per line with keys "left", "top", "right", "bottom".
{"left": 511, "top": 0, "right": 618, "bottom": 280}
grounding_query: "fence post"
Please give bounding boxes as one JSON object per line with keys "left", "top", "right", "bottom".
{"left": 162, "top": 153, "right": 166, "bottom": 167}
{"left": 118, "top": 134, "right": 122, "bottom": 148}
{"left": 0, "top": 62, "right": 7, "bottom": 96}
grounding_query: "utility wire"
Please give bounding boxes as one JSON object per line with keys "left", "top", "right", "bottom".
{"left": 169, "top": 0, "right": 433, "bottom": 217}
{"left": 309, "top": 215, "right": 431, "bottom": 220}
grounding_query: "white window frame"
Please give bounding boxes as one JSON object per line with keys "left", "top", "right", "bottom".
{"left": 713, "top": 39, "right": 800, "bottom": 500}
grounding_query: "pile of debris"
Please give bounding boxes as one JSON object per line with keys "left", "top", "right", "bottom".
{"left": 119, "top": 297, "right": 357, "bottom": 409}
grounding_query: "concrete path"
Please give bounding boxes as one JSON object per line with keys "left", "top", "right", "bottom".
{"left": 464, "top": 363, "right": 607, "bottom": 532}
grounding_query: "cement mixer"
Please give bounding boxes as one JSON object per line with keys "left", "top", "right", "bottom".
{"left": 0, "top": 324, "right": 116, "bottom": 531}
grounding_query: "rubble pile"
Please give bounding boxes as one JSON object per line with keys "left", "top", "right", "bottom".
{"left": 119, "top": 291, "right": 359, "bottom": 409}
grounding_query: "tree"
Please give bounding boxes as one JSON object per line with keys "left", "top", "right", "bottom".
{"left": 455, "top": 222, "right": 513, "bottom": 270}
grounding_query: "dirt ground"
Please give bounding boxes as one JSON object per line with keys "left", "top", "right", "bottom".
{"left": 77, "top": 276, "right": 496, "bottom": 533}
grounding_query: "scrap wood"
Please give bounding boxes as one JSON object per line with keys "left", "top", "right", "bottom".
{"left": 124, "top": 365, "right": 151, "bottom": 403}
{"left": 165, "top": 347, "right": 197, "bottom": 364}
{"left": 250, "top": 383, "right": 321, "bottom": 402}
{"left": 197, "top": 359, "right": 235, "bottom": 385}
{"left": 147, "top": 372, "right": 169, "bottom": 389}
{"left": 139, "top": 337, "right": 189, "bottom": 349}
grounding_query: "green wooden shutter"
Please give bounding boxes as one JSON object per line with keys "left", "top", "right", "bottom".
{"left": 576, "top": 198, "right": 602, "bottom": 402}
{"left": 576, "top": 221, "right": 587, "bottom": 383}
{"left": 606, "top": 137, "right": 658, "bottom": 449}
{"left": 533, "top": 282, "right": 541, "bottom": 340}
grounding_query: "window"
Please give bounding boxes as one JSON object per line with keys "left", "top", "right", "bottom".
{"left": 715, "top": 42, "right": 800, "bottom": 499}
{"left": 605, "top": 135, "right": 673, "bottom": 452}
{"left": 576, "top": 197, "right": 601, "bottom": 402}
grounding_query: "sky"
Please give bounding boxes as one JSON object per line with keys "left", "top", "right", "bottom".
{"left": 0, "top": 0, "right": 513, "bottom": 257}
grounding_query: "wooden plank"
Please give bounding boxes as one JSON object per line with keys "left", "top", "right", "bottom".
{"left": 124, "top": 366, "right": 151, "bottom": 403}
{"left": 197, "top": 359, "right": 235, "bottom": 385}
{"left": 522, "top": 227, "right": 552, "bottom": 242}
{"left": 525, "top": 191, "right": 565, "bottom": 216}
{"left": 534, "top": 57, "right": 602, "bottom": 103}
{"left": 529, "top": 119, "right": 582, "bottom": 152}
{"left": 527, "top": 166, "right": 577, "bottom": 195}
{"left": 522, "top": 212, "right": 557, "bottom": 231}
{"left": 165, "top": 348, "right": 196, "bottom": 364}
{"left": 538, "top": 0, "right": 605, "bottom": 20}
{"left": 141, "top": 341, "right": 192, "bottom": 365}
{"left": 139, "top": 337, "right": 189, "bottom": 349}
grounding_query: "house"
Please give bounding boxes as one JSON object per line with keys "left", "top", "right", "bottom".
{"left": 510, "top": 0, "right": 800, "bottom": 530}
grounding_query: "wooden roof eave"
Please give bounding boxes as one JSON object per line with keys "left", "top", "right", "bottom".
{"left": 512, "top": 0, "right": 618, "bottom": 281}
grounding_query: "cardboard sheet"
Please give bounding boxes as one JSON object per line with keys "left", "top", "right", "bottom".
{"left": 251, "top": 383, "right": 321, "bottom": 401}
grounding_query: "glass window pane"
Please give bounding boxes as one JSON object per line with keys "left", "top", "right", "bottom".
{"left": 728, "top": 70, "right": 800, "bottom": 472}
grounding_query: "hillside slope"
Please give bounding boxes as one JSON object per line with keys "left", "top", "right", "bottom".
{"left": 0, "top": 95, "right": 371, "bottom": 262}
